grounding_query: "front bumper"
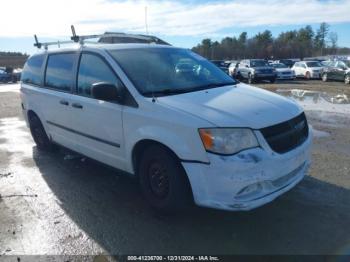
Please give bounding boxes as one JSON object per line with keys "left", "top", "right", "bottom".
{"left": 277, "top": 74, "right": 295, "bottom": 80}
{"left": 253, "top": 73, "right": 276, "bottom": 80}
{"left": 182, "top": 127, "right": 312, "bottom": 211}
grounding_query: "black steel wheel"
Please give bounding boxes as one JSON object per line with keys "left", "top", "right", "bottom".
{"left": 138, "top": 145, "right": 192, "bottom": 213}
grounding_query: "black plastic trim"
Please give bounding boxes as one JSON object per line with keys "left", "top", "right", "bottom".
{"left": 46, "top": 121, "right": 120, "bottom": 148}
{"left": 180, "top": 159, "right": 210, "bottom": 165}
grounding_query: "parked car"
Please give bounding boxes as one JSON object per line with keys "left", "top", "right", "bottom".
{"left": 275, "top": 59, "right": 295, "bottom": 68}
{"left": 211, "top": 60, "right": 230, "bottom": 75}
{"left": 237, "top": 59, "right": 277, "bottom": 83}
{"left": 228, "top": 61, "right": 240, "bottom": 77}
{"left": 13, "top": 68, "right": 23, "bottom": 82}
{"left": 292, "top": 61, "right": 323, "bottom": 79}
{"left": 271, "top": 63, "right": 295, "bottom": 80}
{"left": 0, "top": 67, "right": 20, "bottom": 83}
{"left": 321, "top": 60, "right": 350, "bottom": 84}
{"left": 0, "top": 68, "right": 12, "bottom": 83}
{"left": 21, "top": 43, "right": 311, "bottom": 212}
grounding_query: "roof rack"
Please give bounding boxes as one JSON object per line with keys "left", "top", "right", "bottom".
{"left": 34, "top": 34, "right": 75, "bottom": 50}
{"left": 33, "top": 25, "right": 170, "bottom": 50}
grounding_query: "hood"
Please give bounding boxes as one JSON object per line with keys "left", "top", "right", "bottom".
{"left": 157, "top": 83, "right": 302, "bottom": 129}
{"left": 308, "top": 67, "right": 323, "bottom": 70}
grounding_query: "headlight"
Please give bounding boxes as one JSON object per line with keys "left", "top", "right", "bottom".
{"left": 199, "top": 128, "right": 259, "bottom": 155}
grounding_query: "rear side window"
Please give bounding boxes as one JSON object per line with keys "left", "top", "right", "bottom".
{"left": 77, "top": 53, "right": 121, "bottom": 97}
{"left": 45, "top": 53, "right": 75, "bottom": 92}
{"left": 21, "top": 55, "right": 45, "bottom": 86}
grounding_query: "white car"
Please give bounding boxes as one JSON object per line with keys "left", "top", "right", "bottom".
{"left": 292, "top": 61, "right": 323, "bottom": 79}
{"left": 20, "top": 42, "right": 312, "bottom": 212}
{"left": 271, "top": 63, "right": 295, "bottom": 80}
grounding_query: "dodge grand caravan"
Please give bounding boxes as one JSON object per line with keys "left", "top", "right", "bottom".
{"left": 20, "top": 43, "right": 312, "bottom": 212}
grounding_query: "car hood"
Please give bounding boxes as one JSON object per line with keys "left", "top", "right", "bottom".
{"left": 308, "top": 67, "right": 323, "bottom": 70}
{"left": 157, "top": 83, "right": 302, "bottom": 129}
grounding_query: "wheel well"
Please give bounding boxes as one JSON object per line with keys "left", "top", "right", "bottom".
{"left": 27, "top": 110, "right": 38, "bottom": 121}
{"left": 131, "top": 139, "right": 194, "bottom": 201}
{"left": 132, "top": 140, "right": 180, "bottom": 175}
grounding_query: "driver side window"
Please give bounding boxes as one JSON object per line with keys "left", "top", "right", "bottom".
{"left": 77, "top": 53, "right": 122, "bottom": 98}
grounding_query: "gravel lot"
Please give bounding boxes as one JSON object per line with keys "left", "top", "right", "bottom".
{"left": 0, "top": 81, "right": 350, "bottom": 258}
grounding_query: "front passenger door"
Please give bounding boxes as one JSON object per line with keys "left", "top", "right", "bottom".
{"left": 68, "top": 52, "right": 125, "bottom": 170}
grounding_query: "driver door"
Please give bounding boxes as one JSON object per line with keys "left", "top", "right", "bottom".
{"left": 68, "top": 52, "right": 126, "bottom": 170}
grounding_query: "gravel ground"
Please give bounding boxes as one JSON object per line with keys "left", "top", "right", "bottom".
{"left": 0, "top": 81, "right": 350, "bottom": 258}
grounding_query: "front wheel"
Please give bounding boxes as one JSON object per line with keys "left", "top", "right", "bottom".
{"left": 345, "top": 75, "right": 350, "bottom": 85}
{"left": 322, "top": 73, "right": 328, "bottom": 82}
{"left": 138, "top": 145, "right": 192, "bottom": 213}
{"left": 305, "top": 71, "right": 311, "bottom": 80}
{"left": 248, "top": 73, "right": 254, "bottom": 84}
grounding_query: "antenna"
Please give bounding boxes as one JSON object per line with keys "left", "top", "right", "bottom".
{"left": 145, "top": 6, "right": 149, "bottom": 35}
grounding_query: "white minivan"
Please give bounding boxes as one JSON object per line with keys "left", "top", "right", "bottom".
{"left": 20, "top": 43, "right": 312, "bottom": 212}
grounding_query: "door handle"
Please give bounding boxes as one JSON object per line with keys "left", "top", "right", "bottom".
{"left": 72, "top": 103, "right": 83, "bottom": 109}
{"left": 60, "top": 100, "right": 69, "bottom": 106}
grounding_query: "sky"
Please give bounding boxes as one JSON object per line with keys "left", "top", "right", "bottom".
{"left": 0, "top": 0, "right": 350, "bottom": 54}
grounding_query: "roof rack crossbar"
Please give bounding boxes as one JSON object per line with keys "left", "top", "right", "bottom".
{"left": 33, "top": 34, "right": 75, "bottom": 50}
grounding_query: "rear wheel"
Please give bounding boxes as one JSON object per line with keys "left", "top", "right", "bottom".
{"left": 29, "top": 114, "right": 55, "bottom": 151}
{"left": 345, "top": 75, "right": 350, "bottom": 85}
{"left": 305, "top": 71, "right": 311, "bottom": 80}
{"left": 322, "top": 73, "right": 328, "bottom": 82}
{"left": 138, "top": 145, "right": 192, "bottom": 213}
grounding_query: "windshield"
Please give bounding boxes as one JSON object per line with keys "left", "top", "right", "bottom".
{"left": 272, "top": 63, "right": 288, "bottom": 69}
{"left": 250, "top": 60, "right": 269, "bottom": 67}
{"left": 109, "top": 48, "right": 236, "bottom": 97}
{"left": 306, "top": 61, "right": 322, "bottom": 67}
{"left": 341, "top": 60, "right": 350, "bottom": 68}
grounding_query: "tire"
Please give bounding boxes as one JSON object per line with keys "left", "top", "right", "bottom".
{"left": 248, "top": 73, "right": 253, "bottom": 84}
{"left": 345, "top": 75, "right": 350, "bottom": 85}
{"left": 322, "top": 73, "right": 328, "bottom": 82}
{"left": 29, "top": 114, "right": 55, "bottom": 151}
{"left": 269, "top": 77, "right": 276, "bottom": 83}
{"left": 138, "top": 145, "right": 192, "bottom": 213}
{"left": 305, "top": 71, "right": 311, "bottom": 80}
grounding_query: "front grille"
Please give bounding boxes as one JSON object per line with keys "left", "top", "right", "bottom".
{"left": 260, "top": 113, "right": 309, "bottom": 154}
{"left": 261, "top": 69, "right": 272, "bottom": 74}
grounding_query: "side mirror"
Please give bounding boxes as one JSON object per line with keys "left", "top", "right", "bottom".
{"left": 245, "top": 65, "right": 249, "bottom": 68}
{"left": 91, "top": 82, "right": 124, "bottom": 102}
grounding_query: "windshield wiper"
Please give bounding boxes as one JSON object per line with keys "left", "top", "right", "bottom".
{"left": 143, "top": 88, "right": 187, "bottom": 97}
{"left": 142, "top": 81, "right": 236, "bottom": 97}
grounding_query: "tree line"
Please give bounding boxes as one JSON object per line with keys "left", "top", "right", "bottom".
{"left": 192, "top": 23, "right": 350, "bottom": 60}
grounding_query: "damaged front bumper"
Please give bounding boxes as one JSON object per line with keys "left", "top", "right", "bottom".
{"left": 182, "top": 127, "right": 312, "bottom": 211}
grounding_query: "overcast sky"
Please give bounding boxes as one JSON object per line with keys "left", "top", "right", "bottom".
{"left": 1, "top": 0, "right": 350, "bottom": 54}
